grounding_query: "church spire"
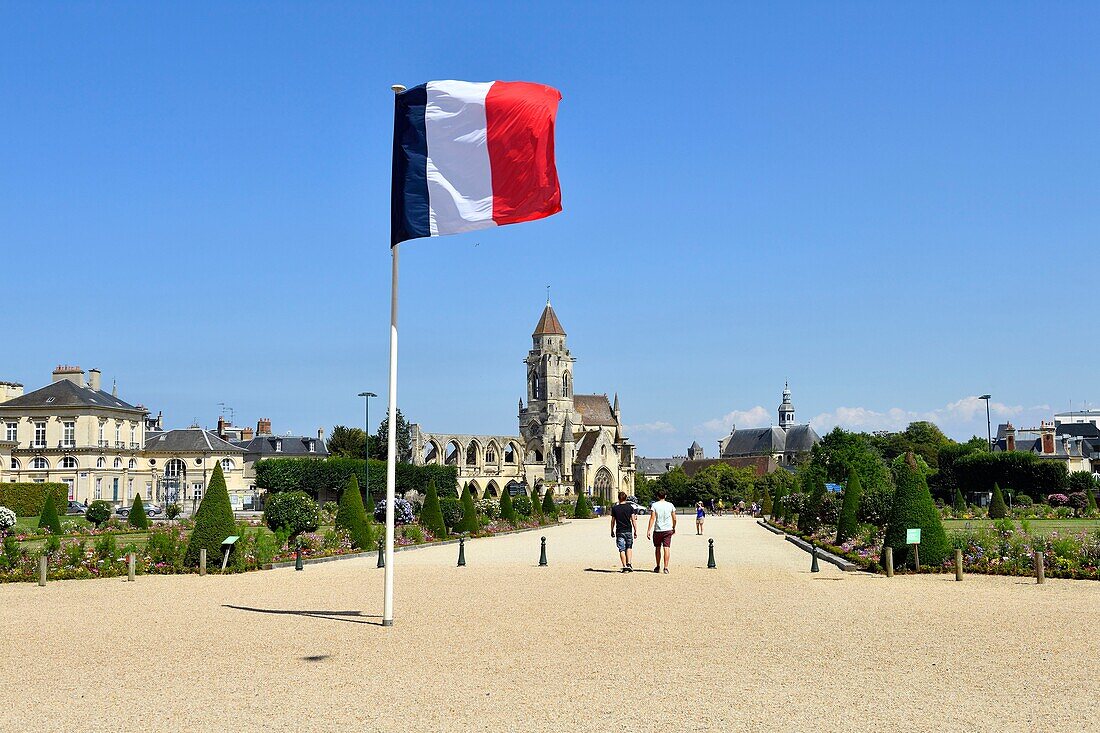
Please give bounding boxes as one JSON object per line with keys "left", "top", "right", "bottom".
{"left": 532, "top": 302, "right": 565, "bottom": 336}
{"left": 778, "top": 381, "right": 795, "bottom": 429}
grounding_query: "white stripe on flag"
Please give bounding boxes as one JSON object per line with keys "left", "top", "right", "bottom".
{"left": 425, "top": 81, "right": 497, "bottom": 237}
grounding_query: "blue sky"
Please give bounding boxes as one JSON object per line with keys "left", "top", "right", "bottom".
{"left": 2, "top": 2, "right": 1098, "bottom": 457}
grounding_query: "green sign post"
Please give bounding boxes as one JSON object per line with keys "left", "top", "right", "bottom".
{"left": 220, "top": 535, "right": 239, "bottom": 571}
{"left": 906, "top": 528, "right": 921, "bottom": 571}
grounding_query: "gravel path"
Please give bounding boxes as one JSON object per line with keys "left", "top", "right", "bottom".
{"left": 2, "top": 517, "right": 1096, "bottom": 732}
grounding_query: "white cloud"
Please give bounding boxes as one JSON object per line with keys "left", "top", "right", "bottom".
{"left": 697, "top": 406, "right": 769, "bottom": 435}
{"left": 625, "top": 421, "right": 676, "bottom": 434}
{"left": 808, "top": 396, "right": 1047, "bottom": 437}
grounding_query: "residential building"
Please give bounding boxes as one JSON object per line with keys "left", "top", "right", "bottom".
{"left": 994, "top": 421, "right": 1098, "bottom": 475}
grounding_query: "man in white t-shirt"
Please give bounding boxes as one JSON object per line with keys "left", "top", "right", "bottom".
{"left": 646, "top": 489, "right": 677, "bottom": 573}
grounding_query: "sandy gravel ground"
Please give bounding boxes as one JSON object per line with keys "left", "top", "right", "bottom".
{"left": 2, "top": 517, "right": 1097, "bottom": 733}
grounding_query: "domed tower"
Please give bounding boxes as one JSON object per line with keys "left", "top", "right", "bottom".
{"left": 778, "top": 381, "right": 795, "bottom": 429}
{"left": 520, "top": 300, "right": 576, "bottom": 469}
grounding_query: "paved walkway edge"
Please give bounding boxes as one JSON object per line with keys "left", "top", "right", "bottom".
{"left": 268, "top": 521, "right": 563, "bottom": 569}
{"left": 756, "top": 519, "right": 859, "bottom": 572}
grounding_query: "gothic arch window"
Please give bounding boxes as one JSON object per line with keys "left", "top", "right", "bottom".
{"left": 467, "top": 480, "right": 480, "bottom": 499}
{"left": 445, "top": 441, "right": 461, "bottom": 466}
{"left": 466, "top": 442, "right": 479, "bottom": 466}
{"left": 531, "top": 372, "right": 542, "bottom": 400}
{"left": 96, "top": 457, "right": 106, "bottom": 469}
{"left": 504, "top": 444, "right": 516, "bottom": 464}
{"left": 485, "top": 442, "right": 498, "bottom": 464}
{"left": 594, "top": 467, "right": 613, "bottom": 498}
{"left": 128, "top": 459, "right": 137, "bottom": 470}
{"left": 114, "top": 458, "right": 123, "bottom": 469}
{"left": 485, "top": 480, "right": 499, "bottom": 497}
{"left": 422, "top": 441, "right": 440, "bottom": 464}
{"left": 562, "top": 371, "right": 571, "bottom": 397}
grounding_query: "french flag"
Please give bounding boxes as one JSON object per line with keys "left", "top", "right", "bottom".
{"left": 391, "top": 80, "right": 562, "bottom": 246}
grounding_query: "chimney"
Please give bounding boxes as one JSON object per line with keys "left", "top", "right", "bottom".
{"left": 0, "top": 382, "right": 24, "bottom": 404}
{"left": 217, "top": 416, "right": 226, "bottom": 439}
{"left": 241, "top": 426, "right": 255, "bottom": 441}
{"left": 88, "top": 368, "right": 101, "bottom": 391}
{"left": 257, "top": 418, "right": 272, "bottom": 436}
{"left": 317, "top": 427, "right": 325, "bottom": 441}
{"left": 1040, "top": 421, "right": 1055, "bottom": 455}
{"left": 1005, "top": 423, "right": 1016, "bottom": 452}
{"left": 52, "top": 365, "right": 85, "bottom": 385}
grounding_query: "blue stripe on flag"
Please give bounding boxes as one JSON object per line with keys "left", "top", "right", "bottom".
{"left": 391, "top": 84, "right": 430, "bottom": 246}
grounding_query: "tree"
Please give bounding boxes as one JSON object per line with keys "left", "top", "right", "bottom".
{"left": 883, "top": 453, "right": 949, "bottom": 568}
{"left": 326, "top": 425, "right": 369, "bottom": 459}
{"left": 458, "top": 484, "right": 477, "bottom": 533}
{"left": 952, "top": 488, "right": 966, "bottom": 513}
{"left": 573, "top": 492, "right": 593, "bottom": 519}
{"left": 499, "top": 484, "right": 517, "bottom": 523}
{"left": 128, "top": 494, "right": 149, "bottom": 530}
{"left": 836, "top": 471, "right": 861, "bottom": 544}
{"left": 760, "top": 490, "right": 772, "bottom": 518}
{"left": 263, "top": 491, "right": 320, "bottom": 539}
{"left": 530, "top": 485, "right": 542, "bottom": 517}
{"left": 419, "top": 480, "right": 447, "bottom": 538}
{"left": 1068, "top": 471, "right": 1098, "bottom": 495}
{"left": 38, "top": 494, "right": 61, "bottom": 534}
{"left": 1086, "top": 487, "right": 1098, "bottom": 515}
{"left": 541, "top": 487, "right": 558, "bottom": 517}
{"left": 988, "top": 483, "right": 1007, "bottom": 519}
{"left": 85, "top": 500, "right": 112, "bottom": 528}
{"left": 335, "top": 475, "right": 373, "bottom": 550}
{"left": 807, "top": 427, "right": 894, "bottom": 503}
{"left": 798, "top": 470, "right": 826, "bottom": 534}
{"left": 372, "top": 409, "right": 412, "bottom": 463}
{"left": 185, "top": 462, "right": 237, "bottom": 566}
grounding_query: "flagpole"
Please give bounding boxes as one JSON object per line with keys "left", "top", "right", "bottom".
{"left": 384, "top": 83, "right": 406, "bottom": 627}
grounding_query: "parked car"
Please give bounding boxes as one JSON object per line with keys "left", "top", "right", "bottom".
{"left": 626, "top": 495, "right": 650, "bottom": 515}
{"left": 66, "top": 500, "right": 87, "bottom": 515}
{"left": 114, "top": 505, "right": 130, "bottom": 518}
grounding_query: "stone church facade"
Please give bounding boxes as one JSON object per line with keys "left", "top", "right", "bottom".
{"left": 411, "top": 303, "right": 635, "bottom": 502}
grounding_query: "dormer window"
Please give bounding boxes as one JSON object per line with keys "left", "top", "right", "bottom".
{"left": 275, "top": 439, "right": 283, "bottom": 453}
{"left": 308, "top": 440, "right": 315, "bottom": 453}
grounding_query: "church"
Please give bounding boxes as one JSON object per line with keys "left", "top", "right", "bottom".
{"left": 410, "top": 302, "right": 636, "bottom": 502}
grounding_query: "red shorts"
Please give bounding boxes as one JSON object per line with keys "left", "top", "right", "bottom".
{"left": 653, "top": 530, "right": 673, "bottom": 548}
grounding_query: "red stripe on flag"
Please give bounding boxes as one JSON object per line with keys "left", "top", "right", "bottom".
{"left": 485, "top": 81, "right": 562, "bottom": 227}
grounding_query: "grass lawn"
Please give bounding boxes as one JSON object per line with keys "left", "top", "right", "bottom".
{"left": 943, "top": 519, "right": 1100, "bottom": 535}
{"left": 12, "top": 521, "right": 334, "bottom": 550}
{"left": 15, "top": 515, "right": 91, "bottom": 531}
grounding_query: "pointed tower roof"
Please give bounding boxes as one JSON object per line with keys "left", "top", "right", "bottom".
{"left": 690, "top": 440, "right": 702, "bottom": 451}
{"left": 533, "top": 303, "right": 566, "bottom": 336}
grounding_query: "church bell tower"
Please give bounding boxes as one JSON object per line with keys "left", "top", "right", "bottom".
{"left": 778, "top": 381, "right": 795, "bottom": 429}
{"left": 521, "top": 301, "right": 575, "bottom": 470}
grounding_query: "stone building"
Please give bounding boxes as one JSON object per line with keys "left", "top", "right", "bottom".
{"left": 411, "top": 302, "right": 635, "bottom": 502}
{"left": 717, "top": 383, "right": 820, "bottom": 467}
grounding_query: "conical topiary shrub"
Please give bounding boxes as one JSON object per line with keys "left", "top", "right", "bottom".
{"left": 364, "top": 485, "right": 376, "bottom": 516}
{"left": 500, "top": 484, "right": 516, "bottom": 523}
{"left": 573, "top": 492, "right": 593, "bottom": 519}
{"left": 128, "top": 494, "right": 149, "bottom": 530}
{"left": 771, "top": 485, "right": 785, "bottom": 522}
{"left": 1087, "top": 488, "right": 1098, "bottom": 515}
{"left": 883, "top": 453, "right": 949, "bottom": 568}
{"left": 761, "top": 490, "right": 772, "bottom": 518}
{"left": 419, "top": 480, "right": 447, "bottom": 538}
{"left": 953, "top": 488, "right": 966, "bottom": 513}
{"left": 835, "top": 471, "right": 861, "bottom": 544}
{"left": 798, "top": 476, "right": 826, "bottom": 534}
{"left": 457, "top": 484, "right": 477, "bottom": 534}
{"left": 38, "top": 494, "right": 62, "bottom": 534}
{"left": 530, "top": 485, "right": 542, "bottom": 517}
{"left": 335, "top": 475, "right": 373, "bottom": 550}
{"left": 541, "top": 486, "right": 557, "bottom": 517}
{"left": 988, "top": 483, "right": 1007, "bottom": 519}
{"left": 185, "top": 462, "right": 236, "bottom": 566}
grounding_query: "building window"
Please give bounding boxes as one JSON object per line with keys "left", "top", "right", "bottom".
{"left": 308, "top": 440, "right": 315, "bottom": 453}
{"left": 130, "top": 424, "right": 137, "bottom": 446}
{"left": 5, "top": 422, "right": 16, "bottom": 442}
{"left": 113, "top": 458, "right": 122, "bottom": 469}
{"left": 193, "top": 483, "right": 203, "bottom": 500}
{"left": 275, "top": 439, "right": 282, "bottom": 453}
{"left": 94, "top": 478, "right": 102, "bottom": 500}
{"left": 64, "top": 478, "right": 74, "bottom": 500}
{"left": 112, "top": 478, "right": 119, "bottom": 502}
{"left": 127, "top": 479, "right": 133, "bottom": 501}
{"left": 10, "top": 458, "right": 18, "bottom": 470}
{"left": 98, "top": 421, "right": 106, "bottom": 446}
{"left": 60, "top": 457, "right": 77, "bottom": 469}
{"left": 33, "top": 421, "right": 46, "bottom": 448}
{"left": 32, "top": 457, "right": 48, "bottom": 470}
{"left": 128, "top": 459, "right": 137, "bottom": 470}
{"left": 96, "top": 457, "right": 106, "bottom": 468}
{"left": 504, "top": 445, "right": 516, "bottom": 464}
{"left": 165, "top": 459, "right": 185, "bottom": 478}
{"left": 221, "top": 458, "right": 235, "bottom": 472}
{"left": 63, "top": 421, "right": 75, "bottom": 447}
{"left": 486, "top": 448, "right": 496, "bottom": 463}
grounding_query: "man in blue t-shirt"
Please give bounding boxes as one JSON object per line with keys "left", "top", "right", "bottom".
{"left": 610, "top": 491, "right": 639, "bottom": 573}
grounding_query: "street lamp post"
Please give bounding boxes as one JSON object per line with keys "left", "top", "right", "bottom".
{"left": 358, "top": 392, "right": 377, "bottom": 497}
{"left": 979, "top": 394, "right": 992, "bottom": 452}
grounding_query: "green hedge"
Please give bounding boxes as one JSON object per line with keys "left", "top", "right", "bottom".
{"left": 0, "top": 483, "right": 69, "bottom": 517}
{"left": 254, "top": 458, "right": 458, "bottom": 501}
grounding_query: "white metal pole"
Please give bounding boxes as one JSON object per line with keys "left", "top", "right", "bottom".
{"left": 383, "top": 241, "right": 399, "bottom": 626}
{"left": 383, "top": 83, "right": 406, "bottom": 627}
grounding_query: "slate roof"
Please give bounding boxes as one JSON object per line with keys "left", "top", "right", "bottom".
{"left": 719, "top": 424, "right": 820, "bottom": 457}
{"left": 0, "top": 379, "right": 143, "bottom": 412}
{"left": 689, "top": 441, "right": 702, "bottom": 451}
{"left": 573, "top": 431, "right": 600, "bottom": 464}
{"left": 636, "top": 456, "right": 686, "bottom": 475}
{"left": 234, "top": 435, "right": 329, "bottom": 458}
{"left": 573, "top": 394, "right": 617, "bottom": 427}
{"left": 532, "top": 304, "right": 566, "bottom": 336}
{"left": 144, "top": 429, "right": 245, "bottom": 453}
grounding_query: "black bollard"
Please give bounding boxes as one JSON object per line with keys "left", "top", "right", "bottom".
{"left": 539, "top": 536, "right": 548, "bottom": 566}
{"left": 707, "top": 538, "right": 717, "bottom": 569}
{"left": 457, "top": 537, "right": 466, "bottom": 567}
{"left": 810, "top": 543, "right": 820, "bottom": 573}
{"left": 295, "top": 545, "right": 303, "bottom": 571}
{"left": 377, "top": 537, "right": 385, "bottom": 569}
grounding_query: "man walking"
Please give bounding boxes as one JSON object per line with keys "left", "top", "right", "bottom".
{"left": 647, "top": 490, "right": 677, "bottom": 573}
{"left": 610, "top": 491, "right": 639, "bottom": 572}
